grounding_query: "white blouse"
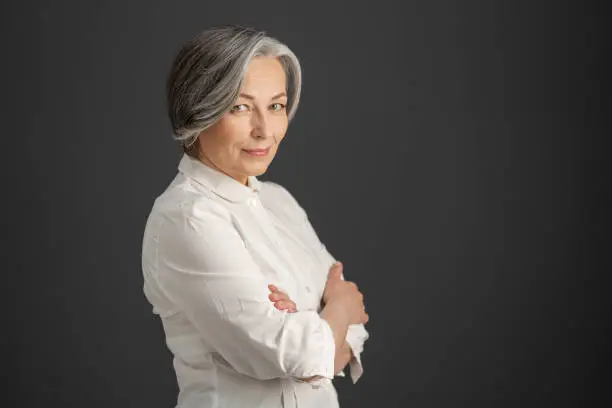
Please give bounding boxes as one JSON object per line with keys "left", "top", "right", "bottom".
{"left": 141, "top": 154, "right": 369, "bottom": 408}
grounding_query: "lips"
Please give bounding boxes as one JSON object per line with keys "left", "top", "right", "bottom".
{"left": 242, "top": 146, "right": 271, "bottom": 157}
{"left": 243, "top": 147, "right": 270, "bottom": 153}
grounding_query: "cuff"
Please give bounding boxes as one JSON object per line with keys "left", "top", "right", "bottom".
{"left": 334, "top": 338, "right": 365, "bottom": 382}
{"left": 314, "top": 318, "right": 336, "bottom": 380}
{"left": 346, "top": 331, "right": 366, "bottom": 384}
{"left": 348, "top": 345, "right": 364, "bottom": 384}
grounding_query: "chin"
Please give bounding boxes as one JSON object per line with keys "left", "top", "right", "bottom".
{"left": 251, "top": 165, "right": 270, "bottom": 176}
{"left": 240, "top": 162, "right": 268, "bottom": 177}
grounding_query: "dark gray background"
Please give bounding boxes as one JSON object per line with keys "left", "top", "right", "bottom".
{"left": 4, "top": 1, "right": 610, "bottom": 407}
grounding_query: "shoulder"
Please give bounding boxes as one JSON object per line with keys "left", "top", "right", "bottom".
{"left": 146, "top": 186, "right": 244, "bottom": 262}
{"left": 151, "top": 179, "right": 233, "bottom": 229}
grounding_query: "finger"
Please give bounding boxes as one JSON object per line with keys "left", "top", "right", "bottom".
{"left": 328, "top": 262, "right": 343, "bottom": 280}
{"left": 269, "top": 291, "right": 290, "bottom": 302}
{"left": 280, "top": 300, "right": 296, "bottom": 310}
{"left": 274, "top": 300, "right": 297, "bottom": 312}
{"left": 268, "top": 284, "right": 289, "bottom": 296}
{"left": 269, "top": 284, "right": 288, "bottom": 293}
{"left": 285, "top": 300, "right": 297, "bottom": 312}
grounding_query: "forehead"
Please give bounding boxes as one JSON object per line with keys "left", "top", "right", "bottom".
{"left": 241, "top": 57, "right": 286, "bottom": 93}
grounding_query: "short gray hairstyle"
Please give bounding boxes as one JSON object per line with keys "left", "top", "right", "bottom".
{"left": 166, "top": 25, "right": 302, "bottom": 154}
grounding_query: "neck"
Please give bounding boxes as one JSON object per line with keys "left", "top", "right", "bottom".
{"left": 197, "top": 154, "right": 249, "bottom": 186}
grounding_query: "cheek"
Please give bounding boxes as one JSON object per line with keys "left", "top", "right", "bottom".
{"left": 273, "top": 117, "right": 289, "bottom": 141}
{"left": 215, "top": 119, "right": 248, "bottom": 150}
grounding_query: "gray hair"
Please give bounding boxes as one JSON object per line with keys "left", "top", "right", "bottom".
{"left": 166, "top": 25, "right": 302, "bottom": 152}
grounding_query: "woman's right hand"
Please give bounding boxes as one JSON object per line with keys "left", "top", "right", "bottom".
{"left": 322, "top": 262, "right": 369, "bottom": 325}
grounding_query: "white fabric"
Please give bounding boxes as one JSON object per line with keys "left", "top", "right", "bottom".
{"left": 141, "top": 154, "right": 369, "bottom": 408}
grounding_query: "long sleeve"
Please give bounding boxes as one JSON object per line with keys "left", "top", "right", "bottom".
{"left": 271, "top": 183, "right": 370, "bottom": 383}
{"left": 149, "top": 201, "right": 336, "bottom": 381}
{"left": 319, "top": 244, "right": 369, "bottom": 383}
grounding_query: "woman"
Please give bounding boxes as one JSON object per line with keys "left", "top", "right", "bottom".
{"left": 141, "top": 25, "right": 369, "bottom": 408}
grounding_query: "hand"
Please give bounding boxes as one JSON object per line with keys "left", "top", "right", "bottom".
{"left": 322, "top": 262, "right": 368, "bottom": 325}
{"left": 268, "top": 284, "right": 297, "bottom": 313}
{"left": 268, "top": 285, "right": 323, "bottom": 382}
{"left": 322, "top": 262, "right": 344, "bottom": 305}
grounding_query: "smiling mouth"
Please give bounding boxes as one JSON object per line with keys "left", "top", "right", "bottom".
{"left": 242, "top": 146, "right": 271, "bottom": 156}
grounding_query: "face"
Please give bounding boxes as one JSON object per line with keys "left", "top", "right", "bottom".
{"left": 195, "top": 56, "right": 289, "bottom": 186}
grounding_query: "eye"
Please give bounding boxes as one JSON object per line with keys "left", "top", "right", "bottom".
{"left": 270, "top": 103, "right": 286, "bottom": 112}
{"left": 230, "top": 104, "right": 249, "bottom": 113}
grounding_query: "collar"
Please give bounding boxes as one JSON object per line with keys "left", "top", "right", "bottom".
{"left": 177, "top": 153, "right": 262, "bottom": 203}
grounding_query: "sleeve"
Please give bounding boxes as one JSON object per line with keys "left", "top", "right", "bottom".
{"left": 271, "top": 183, "right": 370, "bottom": 384}
{"left": 318, "top": 244, "right": 370, "bottom": 384}
{"left": 151, "top": 202, "right": 336, "bottom": 381}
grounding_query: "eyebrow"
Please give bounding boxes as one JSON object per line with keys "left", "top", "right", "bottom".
{"left": 238, "top": 92, "right": 287, "bottom": 101}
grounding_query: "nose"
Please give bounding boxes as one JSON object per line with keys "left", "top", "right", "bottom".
{"left": 250, "top": 110, "right": 272, "bottom": 139}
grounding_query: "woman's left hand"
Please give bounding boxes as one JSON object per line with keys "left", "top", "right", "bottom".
{"left": 268, "top": 284, "right": 297, "bottom": 313}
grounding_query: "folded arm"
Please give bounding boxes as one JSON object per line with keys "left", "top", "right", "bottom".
{"left": 298, "top": 205, "right": 370, "bottom": 383}
{"left": 152, "top": 204, "right": 337, "bottom": 381}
